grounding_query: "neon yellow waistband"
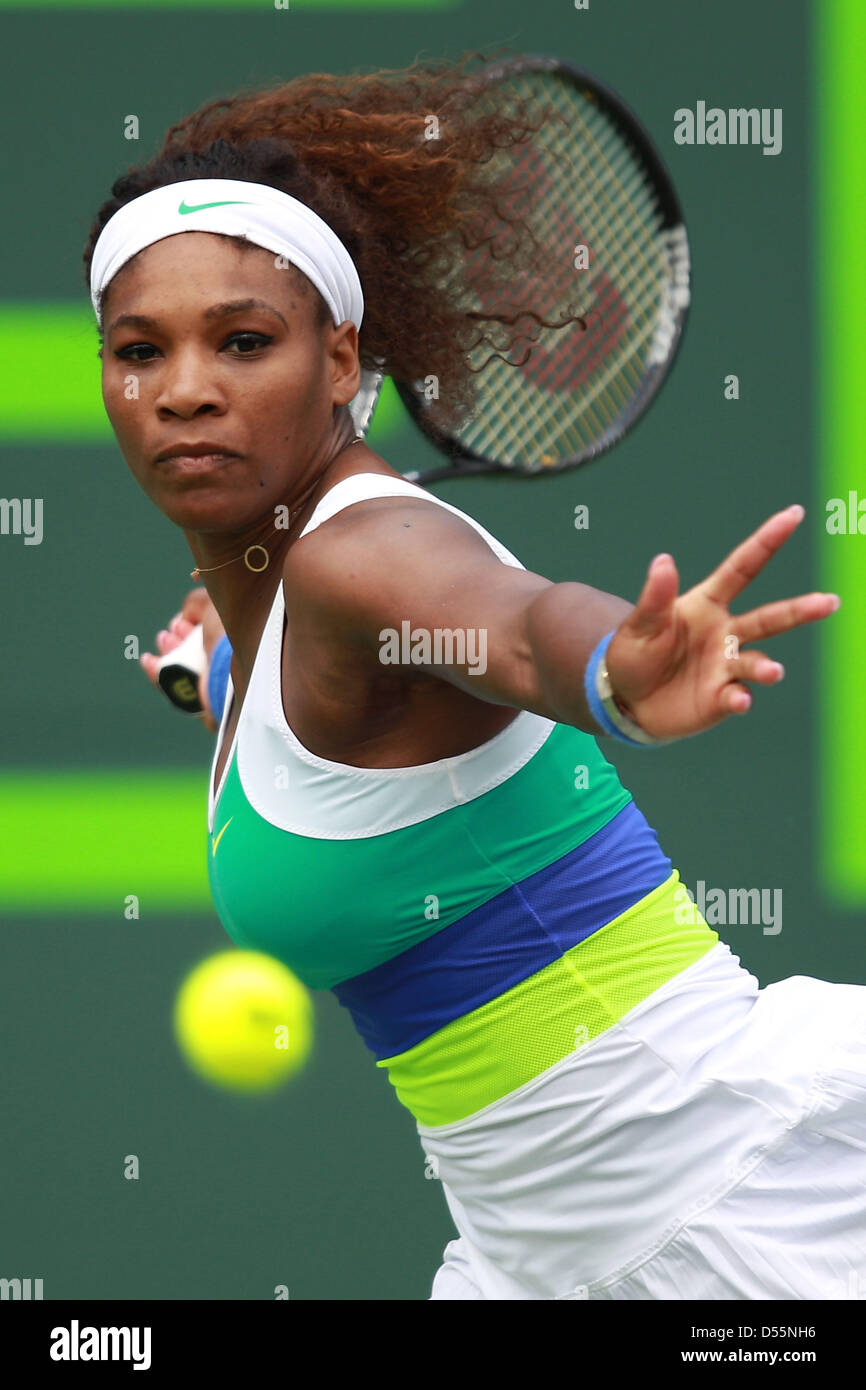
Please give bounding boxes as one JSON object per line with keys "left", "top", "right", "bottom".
{"left": 377, "top": 870, "right": 718, "bottom": 1127}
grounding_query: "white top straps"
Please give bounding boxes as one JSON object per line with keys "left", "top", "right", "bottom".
{"left": 298, "top": 472, "right": 523, "bottom": 568}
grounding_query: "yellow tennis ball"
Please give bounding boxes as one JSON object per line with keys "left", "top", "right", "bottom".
{"left": 173, "top": 951, "right": 313, "bottom": 1092}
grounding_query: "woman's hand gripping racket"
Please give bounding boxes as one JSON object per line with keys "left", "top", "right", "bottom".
{"left": 150, "top": 52, "right": 691, "bottom": 710}
{"left": 141, "top": 589, "right": 226, "bottom": 728}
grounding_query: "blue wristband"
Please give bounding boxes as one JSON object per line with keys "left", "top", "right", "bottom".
{"left": 207, "top": 634, "right": 233, "bottom": 723}
{"left": 584, "top": 630, "right": 656, "bottom": 747}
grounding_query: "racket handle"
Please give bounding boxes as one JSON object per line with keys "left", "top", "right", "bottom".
{"left": 155, "top": 623, "right": 206, "bottom": 713}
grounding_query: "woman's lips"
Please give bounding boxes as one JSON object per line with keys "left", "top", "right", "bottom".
{"left": 157, "top": 452, "right": 239, "bottom": 475}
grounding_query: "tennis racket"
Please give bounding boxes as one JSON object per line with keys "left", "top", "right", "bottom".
{"left": 157, "top": 52, "right": 690, "bottom": 709}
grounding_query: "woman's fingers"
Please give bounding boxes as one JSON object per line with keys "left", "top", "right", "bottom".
{"left": 697, "top": 650, "right": 783, "bottom": 725}
{"left": 701, "top": 505, "right": 806, "bottom": 609}
{"left": 731, "top": 591, "right": 841, "bottom": 646}
{"left": 140, "top": 622, "right": 191, "bottom": 683}
{"left": 140, "top": 651, "right": 159, "bottom": 683}
{"left": 726, "top": 648, "right": 786, "bottom": 685}
{"left": 627, "top": 553, "right": 680, "bottom": 635}
{"left": 712, "top": 649, "right": 790, "bottom": 723}
{"left": 723, "top": 683, "right": 752, "bottom": 714}
{"left": 177, "top": 585, "right": 225, "bottom": 659}
{"left": 180, "top": 587, "right": 214, "bottom": 624}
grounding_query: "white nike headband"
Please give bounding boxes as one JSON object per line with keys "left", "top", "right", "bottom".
{"left": 90, "top": 177, "right": 364, "bottom": 330}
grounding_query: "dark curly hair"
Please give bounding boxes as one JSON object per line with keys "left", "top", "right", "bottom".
{"left": 83, "top": 46, "right": 585, "bottom": 433}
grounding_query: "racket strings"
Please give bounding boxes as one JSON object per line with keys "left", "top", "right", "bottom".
{"left": 419, "top": 69, "right": 679, "bottom": 468}
{"left": 482, "top": 92, "right": 663, "bottom": 456}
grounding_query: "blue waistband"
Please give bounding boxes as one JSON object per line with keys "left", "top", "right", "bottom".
{"left": 332, "top": 800, "right": 673, "bottom": 1059}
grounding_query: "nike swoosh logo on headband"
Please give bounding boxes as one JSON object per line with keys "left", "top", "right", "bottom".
{"left": 177, "top": 199, "right": 254, "bottom": 214}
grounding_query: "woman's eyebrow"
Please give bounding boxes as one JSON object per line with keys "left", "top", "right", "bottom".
{"left": 107, "top": 298, "right": 289, "bottom": 334}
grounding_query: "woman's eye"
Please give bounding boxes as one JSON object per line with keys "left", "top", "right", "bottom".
{"left": 114, "top": 343, "right": 156, "bottom": 362}
{"left": 227, "top": 333, "right": 272, "bottom": 353}
{"left": 113, "top": 332, "right": 273, "bottom": 362}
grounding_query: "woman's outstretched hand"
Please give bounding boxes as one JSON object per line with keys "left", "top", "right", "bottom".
{"left": 604, "top": 505, "right": 840, "bottom": 741}
{"left": 140, "top": 587, "right": 226, "bottom": 733}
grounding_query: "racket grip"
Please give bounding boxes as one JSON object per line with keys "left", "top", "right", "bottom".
{"left": 155, "top": 623, "right": 206, "bottom": 713}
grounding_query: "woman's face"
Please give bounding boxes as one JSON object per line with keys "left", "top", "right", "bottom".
{"left": 99, "top": 230, "right": 360, "bottom": 534}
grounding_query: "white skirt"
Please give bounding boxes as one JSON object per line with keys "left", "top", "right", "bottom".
{"left": 424, "top": 942, "right": 866, "bottom": 1300}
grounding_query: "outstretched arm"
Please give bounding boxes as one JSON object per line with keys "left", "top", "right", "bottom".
{"left": 283, "top": 498, "right": 840, "bottom": 743}
{"left": 137, "top": 502, "right": 840, "bottom": 747}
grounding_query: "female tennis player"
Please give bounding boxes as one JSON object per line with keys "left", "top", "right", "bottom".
{"left": 86, "top": 55, "right": 865, "bottom": 1300}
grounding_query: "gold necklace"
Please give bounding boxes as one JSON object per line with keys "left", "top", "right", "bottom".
{"left": 189, "top": 435, "right": 363, "bottom": 580}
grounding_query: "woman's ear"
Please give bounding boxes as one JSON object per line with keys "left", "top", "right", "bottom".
{"left": 328, "top": 319, "right": 361, "bottom": 408}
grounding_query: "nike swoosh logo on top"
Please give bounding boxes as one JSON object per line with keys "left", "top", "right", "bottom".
{"left": 212, "top": 816, "right": 234, "bottom": 855}
{"left": 178, "top": 199, "right": 254, "bottom": 215}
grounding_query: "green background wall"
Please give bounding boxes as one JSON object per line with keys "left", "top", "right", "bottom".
{"left": 1, "top": 0, "right": 863, "bottom": 1299}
